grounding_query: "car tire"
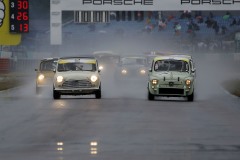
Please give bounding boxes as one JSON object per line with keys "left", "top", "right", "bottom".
{"left": 95, "top": 87, "right": 101, "bottom": 99}
{"left": 187, "top": 92, "right": 194, "bottom": 102}
{"left": 148, "top": 91, "right": 154, "bottom": 100}
{"left": 53, "top": 89, "right": 61, "bottom": 99}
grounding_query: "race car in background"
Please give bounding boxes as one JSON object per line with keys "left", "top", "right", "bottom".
{"left": 115, "top": 56, "right": 148, "bottom": 81}
{"left": 35, "top": 58, "right": 58, "bottom": 94}
{"left": 93, "top": 51, "right": 120, "bottom": 72}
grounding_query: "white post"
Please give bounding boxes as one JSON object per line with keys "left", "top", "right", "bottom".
{"left": 50, "top": 0, "right": 62, "bottom": 45}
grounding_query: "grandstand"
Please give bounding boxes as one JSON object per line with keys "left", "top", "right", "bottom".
{"left": 24, "top": 11, "right": 240, "bottom": 55}
{"left": 59, "top": 11, "right": 239, "bottom": 53}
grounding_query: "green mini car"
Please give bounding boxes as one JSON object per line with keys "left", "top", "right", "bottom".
{"left": 148, "top": 55, "right": 196, "bottom": 101}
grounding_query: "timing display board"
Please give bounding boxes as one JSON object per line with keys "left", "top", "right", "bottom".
{"left": 9, "top": 0, "right": 29, "bottom": 33}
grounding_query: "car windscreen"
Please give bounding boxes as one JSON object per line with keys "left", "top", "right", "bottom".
{"left": 57, "top": 62, "right": 96, "bottom": 72}
{"left": 154, "top": 60, "right": 189, "bottom": 72}
{"left": 121, "top": 58, "right": 146, "bottom": 65}
{"left": 40, "top": 60, "right": 57, "bottom": 71}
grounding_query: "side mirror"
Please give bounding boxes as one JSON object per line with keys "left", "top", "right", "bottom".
{"left": 98, "top": 70, "right": 101, "bottom": 73}
{"left": 148, "top": 69, "right": 152, "bottom": 72}
{"left": 53, "top": 69, "right": 56, "bottom": 73}
{"left": 191, "top": 68, "right": 196, "bottom": 73}
{"left": 35, "top": 69, "right": 38, "bottom": 71}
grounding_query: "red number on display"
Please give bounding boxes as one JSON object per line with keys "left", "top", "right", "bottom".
{"left": 18, "top": 0, "right": 28, "bottom": 10}
{"left": 19, "top": 23, "right": 29, "bottom": 32}
{"left": 17, "top": 12, "right": 28, "bottom": 21}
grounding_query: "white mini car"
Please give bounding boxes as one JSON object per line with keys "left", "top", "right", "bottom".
{"left": 148, "top": 55, "right": 196, "bottom": 101}
{"left": 53, "top": 57, "right": 101, "bottom": 99}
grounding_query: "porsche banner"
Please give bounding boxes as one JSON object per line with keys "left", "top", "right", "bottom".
{"left": 59, "top": 0, "right": 240, "bottom": 11}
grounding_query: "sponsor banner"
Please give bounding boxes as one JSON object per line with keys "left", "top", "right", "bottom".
{"left": 0, "top": 0, "right": 21, "bottom": 45}
{"left": 60, "top": 0, "right": 240, "bottom": 11}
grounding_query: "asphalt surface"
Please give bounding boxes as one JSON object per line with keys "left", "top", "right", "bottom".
{"left": 0, "top": 54, "right": 240, "bottom": 160}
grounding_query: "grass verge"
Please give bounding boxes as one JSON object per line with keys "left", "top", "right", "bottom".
{"left": 0, "top": 73, "right": 27, "bottom": 91}
{"left": 222, "top": 79, "right": 240, "bottom": 97}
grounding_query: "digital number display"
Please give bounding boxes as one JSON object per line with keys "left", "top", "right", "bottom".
{"left": 9, "top": 0, "right": 29, "bottom": 33}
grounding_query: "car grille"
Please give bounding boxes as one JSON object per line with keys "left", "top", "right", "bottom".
{"left": 159, "top": 88, "right": 184, "bottom": 95}
{"left": 62, "top": 80, "right": 93, "bottom": 88}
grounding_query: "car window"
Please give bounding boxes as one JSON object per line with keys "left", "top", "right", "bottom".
{"left": 154, "top": 60, "right": 189, "bottom": 72}
{"left": 40, "top": 60, "right": 57, "bottom": 71}
{"left": 57, "top": 62, "right": 96, "bottom": 72}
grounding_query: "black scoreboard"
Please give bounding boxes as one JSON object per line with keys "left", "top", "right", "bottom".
{"left": 9, "top": 0, "right": 29, "bottom": 33}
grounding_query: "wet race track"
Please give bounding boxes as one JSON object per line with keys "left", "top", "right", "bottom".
{"left": 0, "top": 54, "right": 240, "bottom": 160}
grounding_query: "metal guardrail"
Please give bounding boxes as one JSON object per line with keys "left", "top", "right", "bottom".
{"left": 0, "top": 59, "right": 40, "bottom": 73}
{"left": 12, "top": 59, "right": 39, "bottom": 72}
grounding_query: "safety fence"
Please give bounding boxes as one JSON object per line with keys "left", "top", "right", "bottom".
{"left": 0, "top": 58, "right": 10, "bottom": 73}
{"left": 0, "top": 58, "right": 40, "bottom": 73}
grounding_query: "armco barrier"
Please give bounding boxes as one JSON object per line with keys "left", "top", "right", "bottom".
{"left": 13, "top": 59, "right": 39, "bottom": 71}
{"left": 0, "top": 58, "right": 10, "bottom": 73}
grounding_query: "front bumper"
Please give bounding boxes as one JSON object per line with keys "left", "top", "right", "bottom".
{"left": 54, "top": 87, "right": 100, "bottom": 95}
{"left": 148, "top": 83, "right": 194, "bottom": 97}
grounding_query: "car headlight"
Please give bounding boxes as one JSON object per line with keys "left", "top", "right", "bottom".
{"left": 91, "top": 75, "right": 98, "bottom": 82}
{"left": 152, "top": 79, "right": 158, "bottom": 85}
{"left": 186, "top": 79, "right": 191, "bottom": 86}
{"left": 121, "top": 69, "right": 127, "bottom": 74}
{"left": 99, "top": 65, "right": 103, "bottom": 70}
{"left": 140, "top": 69, "right": 146, "bottom": 74}
{"left": 38, "top": 74, "right": 44, "bottom": 81}
{"left": 57, "top": 76, "right": 63, "bottom": 83}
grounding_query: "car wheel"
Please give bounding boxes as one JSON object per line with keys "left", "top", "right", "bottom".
{"left": 53, "top": 89, "right": 61, "bottom": 99}
{"left": 95, "top": 88, "right": 101, "bottom": 99}
{"left": 187, "top": 92, "right": 194, "bottom": 102}
{"left": 148, "top": 91, "right": 154, "bottom": 100}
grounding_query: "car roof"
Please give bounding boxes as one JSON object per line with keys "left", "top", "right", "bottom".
{"left": 41, "top": 57, "right": 58, "bottom": 62}
{"left": 57, "top": 56, "right": 97, "bottom": 64}
{"left": 169, "top": 54, "right": 192, "bottom": 59}
{"left": 59, "top": 56, "right": 95, "bottom": 60}
{"left": 153, "top": 55, "right": 192, "bottom": 62}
